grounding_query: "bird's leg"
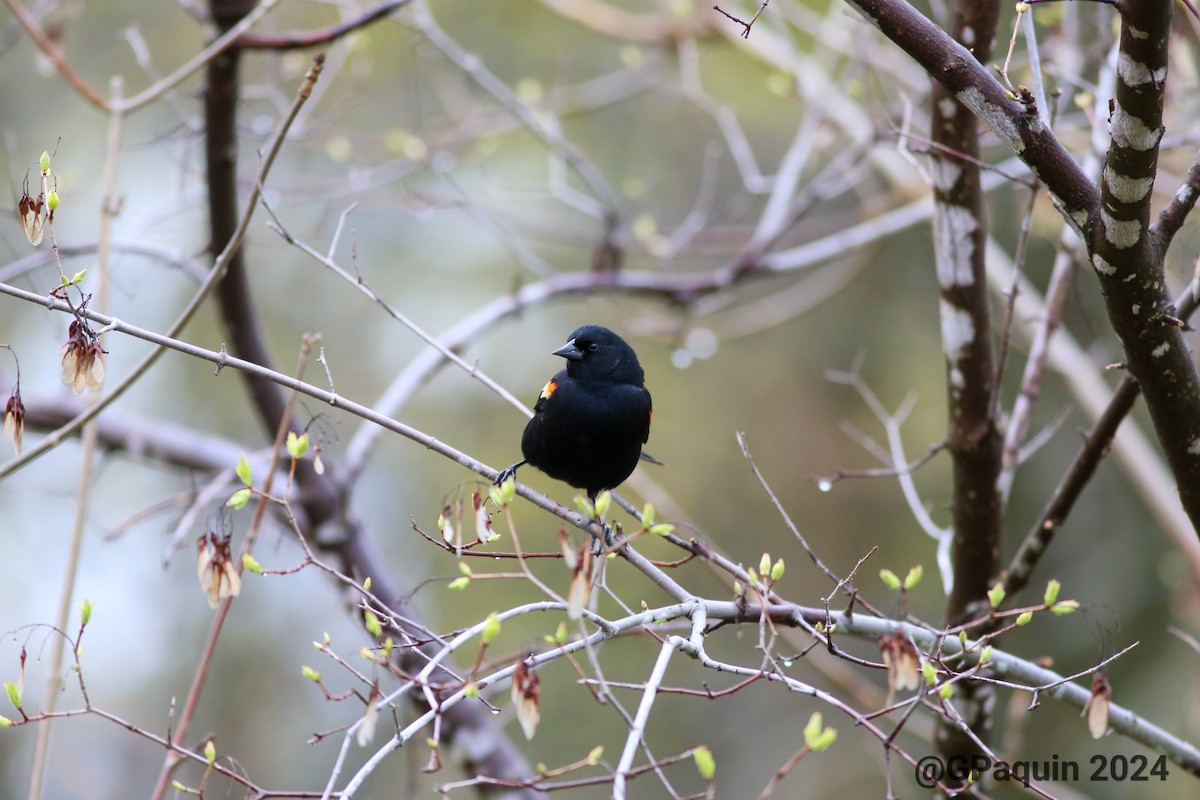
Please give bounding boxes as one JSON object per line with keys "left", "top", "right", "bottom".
{"left": 587, "top": 491, "right": 615, "bottom": 553}
{"left": 494, "top": 460, "right": 525, "bottom": 486}
{"left": 589, "top": 525, "right": 610, "bottom": 556}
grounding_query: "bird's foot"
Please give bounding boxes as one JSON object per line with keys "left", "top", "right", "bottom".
{"left": 494, "top": 462, "right": 522, "bottom": 486}
{"left": 591, "top": 520, "right": 621, "bottom": 555}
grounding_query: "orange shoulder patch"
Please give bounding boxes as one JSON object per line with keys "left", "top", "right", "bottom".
{"left": 540, "top": 380, "right": 557, "bottom": 400}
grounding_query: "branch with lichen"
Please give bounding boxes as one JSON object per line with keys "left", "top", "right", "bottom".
{"left": 842, "top": 0, "right": 1200, "bottom": 537}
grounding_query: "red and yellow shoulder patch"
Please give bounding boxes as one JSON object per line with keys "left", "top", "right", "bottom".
{"left": 540, "top": 379, "right": 558, "bottom": 400}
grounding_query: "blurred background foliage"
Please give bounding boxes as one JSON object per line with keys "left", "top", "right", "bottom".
{"left": 1, "top": 0, "right": 1199, "bottom": 797}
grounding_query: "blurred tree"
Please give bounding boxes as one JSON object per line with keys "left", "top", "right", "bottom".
{"left": 2, "top": 0, "right": 1200, "bottom": 798}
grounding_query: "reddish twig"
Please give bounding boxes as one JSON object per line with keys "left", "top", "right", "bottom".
{"left": 713, "top": 1, "right": 770, "bottom": 38}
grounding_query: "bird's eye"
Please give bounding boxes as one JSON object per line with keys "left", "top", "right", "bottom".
{"left": 588, "top": 342, "right": 600, "bottom": 352}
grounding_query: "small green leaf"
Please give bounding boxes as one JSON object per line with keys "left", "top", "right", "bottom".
{"left": 46, "top": 190, "right": 59, "bottom": 211}
{"left": 79, "top": 598, "right": 93, "bottom": 626}
{"left": 448, "top": 576, "right": 470, "bottom": 591}
{"left": 363, "top": 576, "right": 372, "bottom": 591}
{"left": 903, "top": 565, "right": 923, "bottom": 590}
{"left": 481, "top": 611, "right": 501, "bottom": 646}
{"left": 0, "top": 715, "right": 12, "bottom": 727}
{"left": 553, "top": 621, "right": 568, "bottom": 644}
{"left": 587, "top": 745, "right": 604, "bottom": 765}
{"left": 70, "top": 269, "right": 87, "bottom": 285}
{"left": 802, "top": 711, "right": 824, "bottom": 746}
{"left": 641, "top": 502, "right": 656, "bottom": 527}
{"left": 4, "top": 681, "right": 21, "bottom": 711}
{"left": 692, "top": 745, "right": 716, "bottom": 780}
{"left": 364, "top": 609, "right": 383, "bottom": 638}
{"left": 1050, "top": 600, "right": 1080, "bottom": 616}
{"left": 593, "top": 491, "right": 611, "bottom": 519}
{"left": 1016, "top": 611, "right": 1033, "bottom": 626}
{"left": 203, "top": 739, "right": 216, "bottom": 764}
{"left": 1043, "top": 579, "right": 1062, "bottom": 606}
{"left": 286, "top": 431, "right": 309, "bottom": 459}
{"left": 921, "top": 660, "right": 938, "bottom": 685}
{"left": 242, "top": 553, "right": 263, "bottom": 574}
{"left": 463, "top": 682, "right": 479, "bottom": 699}
{"left": 979, "top": 645, "right": 993, "bottom": 665}
{"left": 809, "top": 727, "right": 837, "bottom": 751}
{"left": 879, "top": 569, "right": 901, "bottom": 591}
{"left": 488, "top": 486, "right": 506, "bottom": 508}
{"left": 987, "top": 582, "right": 1006, "bottom": 608}
{"left": 573, "top": 495, "right": 595, "bottom": 518}
{"left": 938, "top": 683, "right": 954, "bottom": 699}
{"left": 771, "top": 558, "right": 786, "bottom": 583}
{"left": 759, "top": 552, "right": 772, "bottom": 577}
{"left": 236, "top": 453, "right": 252, "bottom": 487}
{"left": 226, "top": 488, "right": 251, "bottom": 509}
{"left": 302, "top": 665, "right": 321, "bottom": 682}
{"left": 649, "top": 523, "right": 675, "bottom": 536}
{"left": 39, "top": 151, "right": 50, "bottom": 172}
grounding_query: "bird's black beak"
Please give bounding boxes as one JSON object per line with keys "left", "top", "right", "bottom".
{"left": 552, "top": 338, "right": 584, "bottom": 361}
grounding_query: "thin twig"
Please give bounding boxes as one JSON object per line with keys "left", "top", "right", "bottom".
{"left": 826, "top": 367, "right": 953, "bottom": 592}
{"left": 713, "top": 1, "right": 770, "bottom": 38}
{"left": 0, "top": 53, "right": 324, "bottom": 483}
{"left": 2, "top": 0, "right": 107, "bottom": 109}
{"left": 410, "top": 0, "right": 620, "bottom": 216}
{"left": 149, "top": 336, "right": 315, "bottom": 797}
{"left": 737, "top": 432, "right": 846, "bottom": 588}
{"left": 612, "top": 635, "right": 683, "bottom": 799}
{"left": 264, "top": 215, "right": 529, "bottom": 416}
{"left": 990, "top": 182, "right": 1041, "bottom": 446}
{"left": 3, "top": 0, "right": 281, "bottom": 114}
{"left": 24, "top": 74, "right": 123, "bottom": 800}
{"left": 237, "top": 0, "right": 410, "bottom": 49}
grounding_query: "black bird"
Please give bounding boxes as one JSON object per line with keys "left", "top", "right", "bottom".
{"left": 496, "top": 325, "right": 653, "bottom": 506}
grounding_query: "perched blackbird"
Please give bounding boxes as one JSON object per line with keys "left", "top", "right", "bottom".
{"left": 496, "top": 324, "right": 653, "bottom": 505}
